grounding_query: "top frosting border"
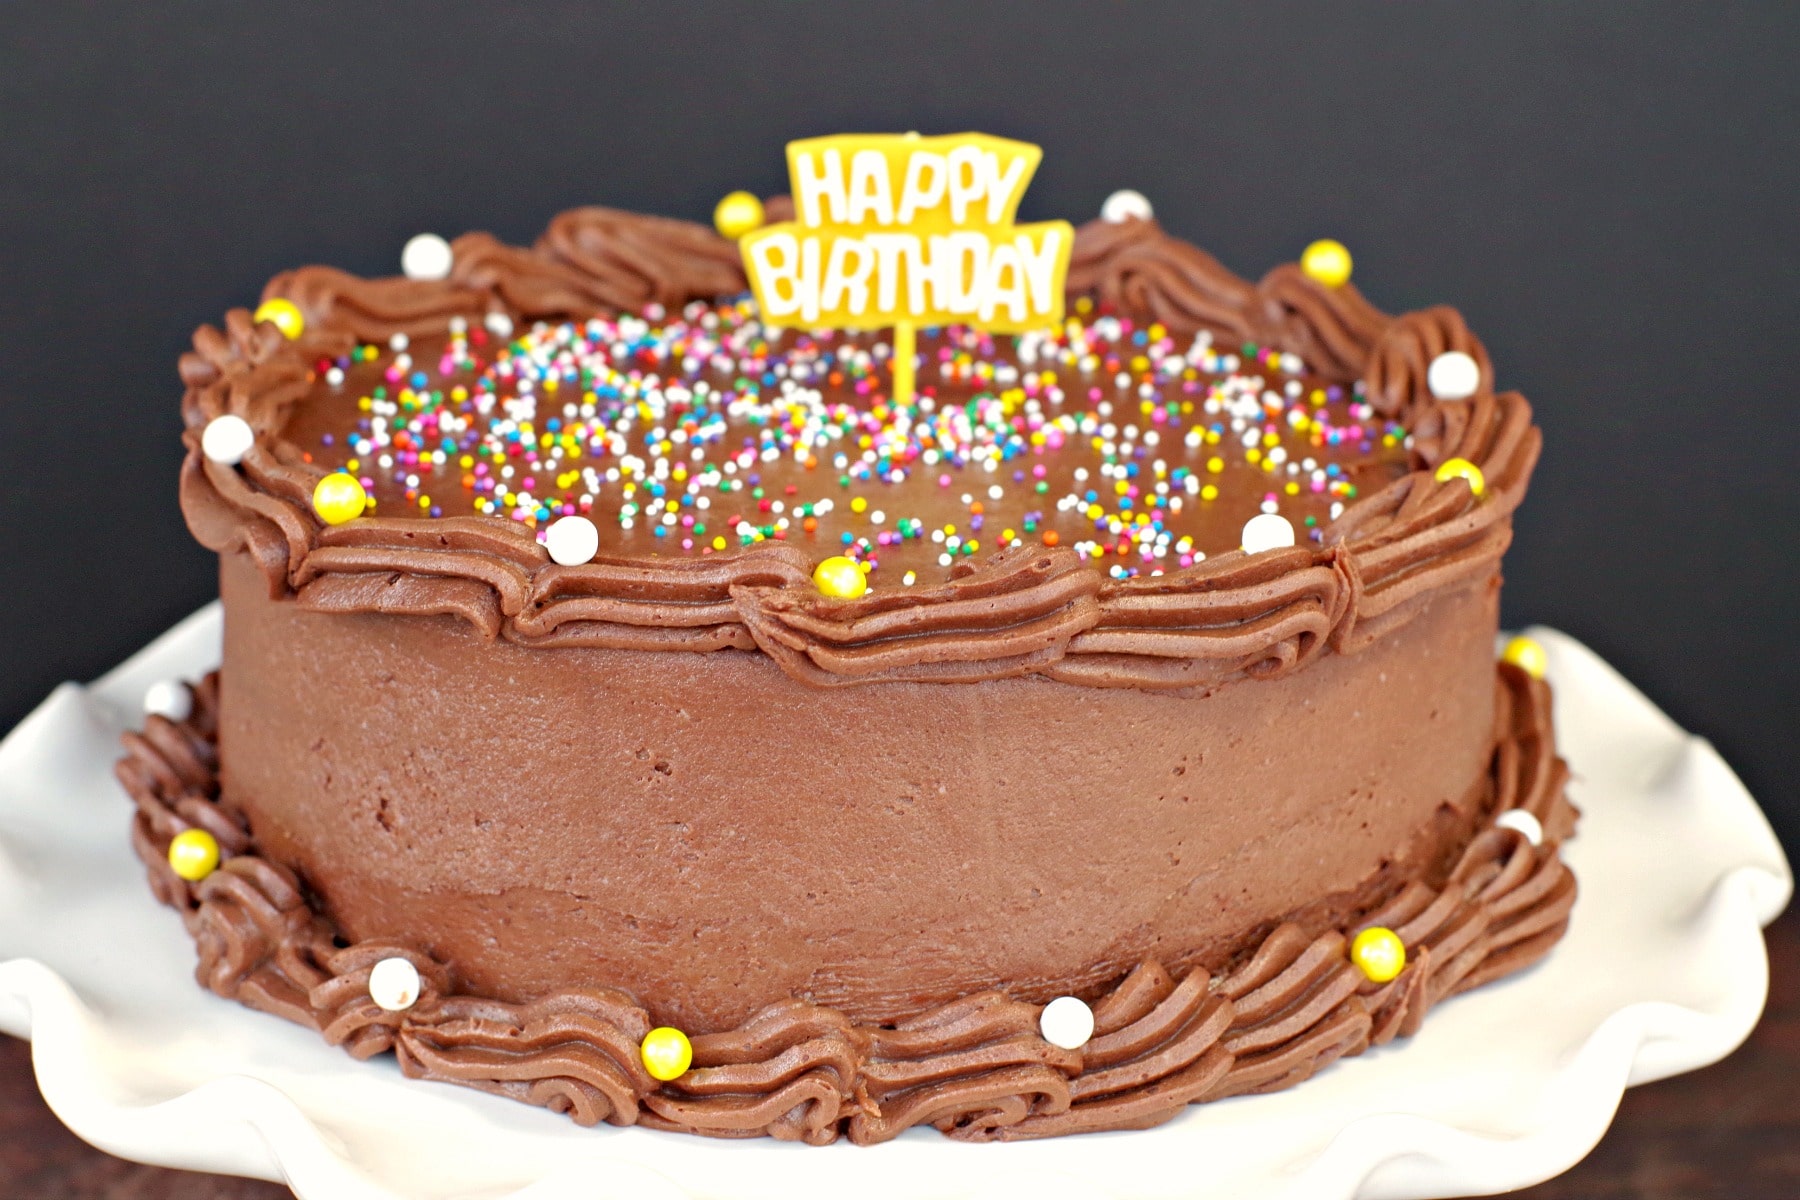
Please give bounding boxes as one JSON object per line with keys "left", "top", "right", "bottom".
{"left": 175, "top": 203, "right": 1541, "bottom": 690}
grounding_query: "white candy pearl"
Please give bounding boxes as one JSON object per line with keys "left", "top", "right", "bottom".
{"left": 1100, "top": 189, "right": 1153, "bottom": 224}
{"left": 485, "top": 311, "right": 515, "bottom": 339}
{"left": 201, "top": 414, "right": 255, "bottom": 465}
{"left": 401, "top": 233, "right": 454, "bottom": 281}
{"left": 368, "top": 957, "right": 421, "bottom": 1012}
{"left": 1496, "top": 808, "right": 1544, "bottom": 847}
{"left": 545, "top": 516, "right": 600, "bottom": 566}
{"left": 1040, "top": 996, "right": 1096, "bottom": 1050}
{"left": 1240, "top": 513, "right": 1296, "bottom": 554}
{"left": 143, "top": 680, "right": 192, "bottom": 722}
{"left": 1427, "top": 351, "right": 1482, "bottom": 401}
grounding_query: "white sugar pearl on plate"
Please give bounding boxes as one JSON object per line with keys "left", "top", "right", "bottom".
{"left": 485, "top": 311, "right": 515, "bottom": 339}
{"left": 1496, "top": 808, "right": 1544, "bottom": 847}
{"left": 1040, "top": 995, "right": 1096, "bottom": 1050}
{"left": 401, "top": 233, "right": 454, "bottom": 281}
{"left": 1240, "top": 512, "right": 1296, "bottom": 554}
{"left": 142, "top": 680, "right": 192, "bottom": 722}
{"left": 545, "top": 516, "right": 600, "bottom": 566}
{"left": 1427, "top": 351, "right": 1482, "bottom": 401}
{"left": 368, "top": 957, "right": 421, "bottom": 1012}
{"left": 201, "top": 414, "right": 255, "bottom": 465}
{"left": 1100, "top": 189, "right": 1153, "bottom": 224}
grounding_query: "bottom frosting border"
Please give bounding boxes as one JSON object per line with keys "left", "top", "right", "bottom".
{"left": 115, "top": 663, "right": 1576, "bottom": 1146}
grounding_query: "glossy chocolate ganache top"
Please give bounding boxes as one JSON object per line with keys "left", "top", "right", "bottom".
{"left": 177, "top": 202, "right": 1542, "bottom": 688}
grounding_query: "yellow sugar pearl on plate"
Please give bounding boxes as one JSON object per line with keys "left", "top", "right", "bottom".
{"left": 1300, "top": 239, "right": 1353, "bottom": 288}
{"left": 312, "top": 472, "right": 369, "bottom": 525}
{"left": 252, "top": 297, "right": 305, "bottom": 340}
{"left": 1433, "top": 457, "right": 1485, "bottom": 496}
{"left": 640, "top": 1026, "right": 693, "bottom": 1081}
{"left": 713, "top": 191, "right": 765, "bottom": 240}
{"left": 167, "top": 828, "right": 220, "bottom": 882}
{"left": 1501, "top": 634, "right": 1549, "bottom": 680}
{"left": 1350, "top": 926, "right": 1407, "bottom": 983}
{"left": 813, "top": 555, "right": 868, "bottom": 600}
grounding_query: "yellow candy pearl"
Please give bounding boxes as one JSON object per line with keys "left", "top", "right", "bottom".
{"left": 1300, "top": 239, "right": 1353, "bottom": 288}
{"left": 1350, "top": 926, "right": 1407, "bottom": 983}
{"left": 1502, "top": 635, "right": 1549, "bottom": 680}
{"left": 252, "top": 297, "right": 305, "bottom": 340}
{"left": 713, "top": 191, "right": 765, "bottom": 240}
{"left": 813, "top": 555, "right": 868, "bottom": 600}
{"left": 640, "top": 1026, "right": 693, "bottom": 1081}
{"left": 312, "top": 472, "right": 368, "bottom": 525}
{"left": 1433, "top": 457, "right": 1486, "bottom": 497}
{"left": 167, "top": 828, "right": 220, "bottom": 882}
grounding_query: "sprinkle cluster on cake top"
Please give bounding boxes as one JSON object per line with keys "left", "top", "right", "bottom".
{"left": 280, "top": 296, "right": 1410, "bottom": 586}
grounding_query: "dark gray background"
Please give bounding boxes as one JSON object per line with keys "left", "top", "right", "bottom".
{"left": 1, "top": 4, "right": 1794, "bottom": 852}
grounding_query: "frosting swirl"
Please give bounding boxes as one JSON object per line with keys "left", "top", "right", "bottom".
{"left": 1067, "top": 216, "right": 1261, "bottom": 344}
{"left": 535, "top": 206, "right": 750, "bottom": 310}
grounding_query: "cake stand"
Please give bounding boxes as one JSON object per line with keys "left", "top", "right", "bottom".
{"left": 0, "top": 609, "right": 1789, "bottom": 1200}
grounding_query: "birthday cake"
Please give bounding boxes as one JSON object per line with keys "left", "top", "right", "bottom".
{"left": 118, "top": 136, "right": 1576, "bottom": 1144}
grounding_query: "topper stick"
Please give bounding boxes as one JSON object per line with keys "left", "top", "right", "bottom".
{"left": 892, "top": 320, "right": 916, "bottom": 405}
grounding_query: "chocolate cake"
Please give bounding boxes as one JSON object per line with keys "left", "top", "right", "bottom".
{"left": 118, "top": 185, "right": 1576, "bottom": 1144}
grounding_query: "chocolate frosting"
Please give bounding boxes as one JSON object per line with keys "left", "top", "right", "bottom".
{"left": 178, "top": 207, "right": 1541, "bottom": 691}
{"left": 535, "top": 206, "right": 750, "bottom": 309}
{"left": 118, "top": 663, "right": 1575, "bottom": 1144}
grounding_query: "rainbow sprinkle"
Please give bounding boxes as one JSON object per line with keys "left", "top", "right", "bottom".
{"left": 296, "top": 296, "right": 1409, "bottom": 583}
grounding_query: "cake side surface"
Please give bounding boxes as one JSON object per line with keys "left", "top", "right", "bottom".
{"left": 217, "top": 548, "right": 1502, "bottom": 1030}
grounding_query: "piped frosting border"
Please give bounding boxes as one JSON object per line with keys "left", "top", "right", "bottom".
{"left": 117, "top": 662, "right": 1575, "bottom": 1144}
{"left": 175, "top": 208, "right": 1541, "bottom": 690}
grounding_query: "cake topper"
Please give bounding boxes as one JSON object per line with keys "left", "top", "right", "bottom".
{"left": 737, "top": 132, "right": 1074, "bottom": 405}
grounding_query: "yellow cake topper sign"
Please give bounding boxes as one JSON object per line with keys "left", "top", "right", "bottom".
{"left": 739, "top": 133, "right": 1073, "bottom": 402}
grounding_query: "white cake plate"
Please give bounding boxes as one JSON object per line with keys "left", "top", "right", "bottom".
{"left": 0, "top": 608, "right": 1789, "bottom": 1200}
